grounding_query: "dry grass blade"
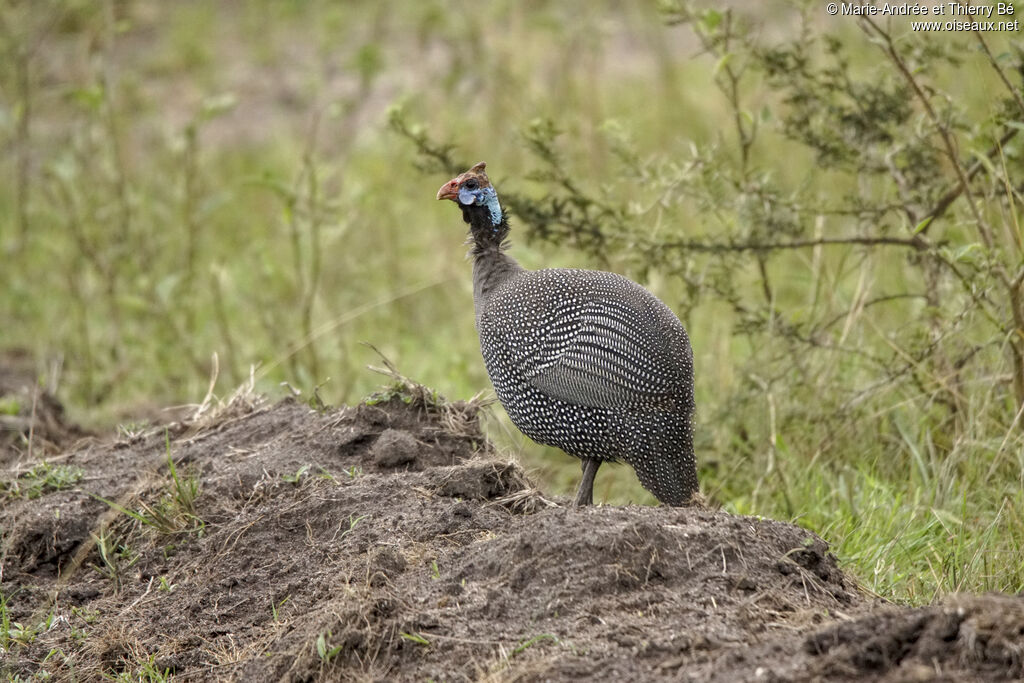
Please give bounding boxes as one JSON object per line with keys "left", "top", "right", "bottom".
{"left": 489, "top": 486, "right": 560, "bottom": 514}
{"left": 182, "top": 362, "right": 265, "bottom": 439}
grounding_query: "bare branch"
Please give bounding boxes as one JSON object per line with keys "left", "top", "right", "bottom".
{"left": 657, "top": 234, "right": 929, "bottom": 253}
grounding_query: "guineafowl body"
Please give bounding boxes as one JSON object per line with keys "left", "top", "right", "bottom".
{"left": 437, "top": 162, "right": 698, "bottom": 506}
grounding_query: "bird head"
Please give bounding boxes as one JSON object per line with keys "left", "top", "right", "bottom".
{"left": 437, "top": 161, "right": 503, "bottom": 228}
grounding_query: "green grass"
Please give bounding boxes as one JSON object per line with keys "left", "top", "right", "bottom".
{"left": 399, "top": 632, "right": 430, "bottom": 647}
{"left": 1, "top": 0, "right": 1021, "bottom": 605}
{"left": 0, "top": 591, "right": 55, "bottom": 652}
{"left": 105, "top": 655, "right": 171, "bottom": 682}
{"left": 88, "top": 530, "right": 139, "bottom": 592}
{"left": 512, "top": 633, "right": 560, "bottom": 657}
{"left": 1, "top": 590, "right": 13, "bottom": 651}
{"left": 1, "top": 462, "right": 84, "bottom": 500}
{"left": 91, "top": 435, "right": 204, "bottom": 537}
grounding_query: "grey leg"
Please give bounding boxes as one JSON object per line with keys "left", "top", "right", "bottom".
{"left": 573, "top": 458, "right": 601, "bottom": 507}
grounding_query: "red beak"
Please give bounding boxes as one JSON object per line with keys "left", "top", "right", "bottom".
{"left": 436, "top": 178, "right": 459, "bottom": 201}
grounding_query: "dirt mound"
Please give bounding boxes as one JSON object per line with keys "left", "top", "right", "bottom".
{"left": 240, "top": 494, "right": 861, "bottom": 682}
{"left": 2, "top": 385, "right": 1023, "bottom": 682}
{"left": 804, "top": 593, "right": 1024, "bottom": 681}
{"left": 696, "top": 592, "right": 1024, "bottom": 682}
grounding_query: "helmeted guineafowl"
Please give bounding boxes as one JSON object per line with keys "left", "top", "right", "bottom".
{"left": 437, "top": 162, "right": 698, "bottom": 506}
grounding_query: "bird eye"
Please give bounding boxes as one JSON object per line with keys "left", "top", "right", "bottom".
{"left": 464, "top": 179, "right": 479, "bottom": 190}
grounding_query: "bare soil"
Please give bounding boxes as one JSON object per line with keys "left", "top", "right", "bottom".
{"left": 2, "top": 371, "right": 1023, "bottom": 682}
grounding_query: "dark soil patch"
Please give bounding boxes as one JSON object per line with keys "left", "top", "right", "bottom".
{"left": 2, "top": 381, "right": 1023, "bottom": 682}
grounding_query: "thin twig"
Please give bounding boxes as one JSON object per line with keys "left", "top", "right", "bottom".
{"left": 657, "top": 234, "right": 928, "bottom": 253}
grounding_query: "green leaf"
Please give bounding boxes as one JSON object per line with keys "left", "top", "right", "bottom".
{"left": 953, "top": 243, "right": 983, "bottom": 263}
{"left": 200, "top": 93, "right": 238, "bottom": 122}
{"left": 701, "top": 9, "right": 723, "bottom": 32}
{"left": 713, "top": 52, "right": 733, "bottom": 77}
{"left": 0, "top": 398, "right": 20, "bottom": 416}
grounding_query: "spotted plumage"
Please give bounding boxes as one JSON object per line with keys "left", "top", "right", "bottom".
{"left": 437, "top": 162, "right": 698, "bottom": 506}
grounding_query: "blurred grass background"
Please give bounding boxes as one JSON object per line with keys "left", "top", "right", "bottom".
{"left": 2, "top": 0, "right": 1022, "bottom": 604}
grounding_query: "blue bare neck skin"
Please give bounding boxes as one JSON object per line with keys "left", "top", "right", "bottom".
{"left": 461, "top": 185, "right": 511, "bottom": 256}
{"left": 459, "top": 185, "right": 503, "bottom": 229}
{"left": 482, "top": 187, "right": 503, "bottom": 228}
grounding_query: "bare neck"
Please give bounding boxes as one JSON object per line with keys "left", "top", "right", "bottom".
{"left": 463, "top": 203, "right": 524, "bottom": 321}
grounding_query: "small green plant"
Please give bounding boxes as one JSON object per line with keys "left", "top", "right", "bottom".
{"left": 1, "top": 608, "right": 56, "bottom": 652}
{"left": 343, "top": 465, "right": 362, "bottom": 479}
{"left": 400, "top": 632, "right": 430, "bottom": 647}
{"left": 89, "top": 531, "right": 138, "bottom": 591}
{"left": 161, "top": 436, "right": 202, "bottom": 527}
{"left": 8, "top": 620, "right": 38, "bottom": 646}
{"left": 116, "top": 420, "right": 150, "bottom": 442}
{"left": 315, "top": 631, "right": 343, "bottom": 663}
{"left": 157, "top": 576, "right": 176, "bottom": 593}
{"left": 92, "top": 433, "right": 204, "bottom": 536}
{"left": 1, "top": 462, "right": 84, "bottom": 499}
{"left": 282, "top": 465, "right": 310, "bottom": 484}
{"left": 362, "top": 380, "right": 419, "bottom": 406}
{"left": 279, "top": 463, "right": 337, "bottom": 484}
{"left": 339, "top": 514, "right": 366, "bottom": 541}
{"left": 108, "top": 654, "right": 171, "bottom": 682}
{"left": 70, "top": 606, "right": 99, "bottom": 624}
{"left": 511, "top": 633, "right": 560, "bottom": 657}
{"left": 0, "top": 397, "right": 20, "bottom": 415}
{"left": 307, "top": 380, "right": 331, "bottom": 412}
{"left": 68, "top": 606, "right": 98, "bottom": 643}
{"left": 271, "top": 595, "right": 290, "bottom": 623}
{"left": 361, "top": 350, "right": 448, "bottom": 410}
{"left": 430, "top": 560, "right": 440, "bottom": 580}
{"left": 40, "top": 645, "right": 74, "bottom": 675}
